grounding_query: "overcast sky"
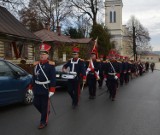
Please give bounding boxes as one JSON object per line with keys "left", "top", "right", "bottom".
{"left": 122, "top": 0, "right": 160, "bottom": 51}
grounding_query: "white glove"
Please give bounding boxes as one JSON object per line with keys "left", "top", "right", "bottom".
{"left": 49, "top": 92, "right": 54, "bottom": 98}
{"left": 114, "top": 76, "right": 118, "bottom": 80}
{"left": 104, "top": 78, "right": 107, "bottom": 81}
{"left": 28, "top": 89, "right": 33, "bottom": 94}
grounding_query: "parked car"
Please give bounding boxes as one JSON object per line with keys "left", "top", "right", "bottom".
{"left": 0, "top": 59, "right": 33, "bottom": 106}
{"left": 55, "top": 63, "right": 84, "bottom": 88}
{"left": 55, "top": 64, "right": 68, "bottom": 88}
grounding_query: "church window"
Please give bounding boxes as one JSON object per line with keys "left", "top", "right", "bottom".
{"left": 110, "top": 11, "right": 112, "bottom": 23}
{"left": 114, "top": 11, "right": 116, "bottom": 23}
{"left": 110, "top": 11, "right": 116, "bottom": 23}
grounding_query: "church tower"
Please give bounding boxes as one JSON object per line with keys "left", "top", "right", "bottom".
{"left": 105, "top": 0, "right": 123, "bottom": 54}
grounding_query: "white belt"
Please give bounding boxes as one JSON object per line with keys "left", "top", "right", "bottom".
{"left": 61, "top": 74, "right": 76, "bottom": 79}
{"left": 108, "top": 73, "right": 116, "bottom": 75}
{"left": 35, "top": 80, "right": 50, "bottom": 85}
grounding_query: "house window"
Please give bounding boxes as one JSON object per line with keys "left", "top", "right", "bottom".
{"left": 4, "top": 42, "right": 12, "bottom": 59}
{"left": 4, "top": 41, "right": 29, "bottom": 59}
{"left": 110, "top": 11, "right": 116, "bottom": 23}
{"left": 18, "top": 42, "right": 28, "bottom": 59}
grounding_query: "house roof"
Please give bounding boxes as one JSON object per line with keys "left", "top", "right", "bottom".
{"left": 34, "top": 29, "right": 92, "bottom": 44}
{"left": 0, "top": 6, "right": 40, "bottom": 41}
{"left": 142, "top": 52, "right": 160, "bottom": 56}
{"left": 73, "top": 38, "right": 93, "bottom": 44}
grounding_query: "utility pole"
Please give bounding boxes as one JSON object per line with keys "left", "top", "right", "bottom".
{"left": 133, "top": 26, "right": 137, "bottom": 61}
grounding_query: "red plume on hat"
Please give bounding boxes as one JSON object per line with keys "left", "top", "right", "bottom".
{"left": 106, "top": 55, "right": 110, "bottom": 59}
{"left": 120, "top": 55, "right": 124, "bottom": 59}
{"left": 40, "top": 43, "right": 51, "bottom": 52}
{"left": 115, "top": 54, "right": 120, "bottom": 59}
{"left": 100, "top": 55, "right": 104, "bottom": 58}
{"left": 72, "top": 47, "right": 79, "bottom": 54}
{"left": 108, "top": 49, "right": 116, "bottom": 55}
{"left": 91, "top": 37, "right": 98, "bottom": 59}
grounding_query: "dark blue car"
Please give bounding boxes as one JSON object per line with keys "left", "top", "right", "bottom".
{"left": 0, "top": 59, "right": 33, "bottom": 106}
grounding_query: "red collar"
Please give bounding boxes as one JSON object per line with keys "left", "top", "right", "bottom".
{"left": 92, "top": 58, "right": 96, "bottom": 61}
{"left": 73, "top": 58, "right": 79, "bottom": 61}
{"left": 40, "top": 60, "right": 48, "bottom": 64}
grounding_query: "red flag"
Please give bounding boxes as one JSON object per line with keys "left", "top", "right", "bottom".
{"left": 91, "top": 37, "right": 98, "bottom": 59}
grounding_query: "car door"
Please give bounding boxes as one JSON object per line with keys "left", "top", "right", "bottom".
{"left": 0, "top": 60, "right": 30, "bottom": 106}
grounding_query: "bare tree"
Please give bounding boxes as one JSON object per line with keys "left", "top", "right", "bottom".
{"left": 126, "top": 16, "right": 151, "bottom": 60}
{"left": 68, "top": 0, "right": 104, "bottom": 25}
{"left": 24, "top": 0, "right": 73, "bottom": 31}
{"left": 0, "top": 0, "right": 27, "bottom": 15}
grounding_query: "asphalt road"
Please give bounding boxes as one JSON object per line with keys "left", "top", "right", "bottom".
{"left": 1, "top": 70, "right": 160, "bottom": 135}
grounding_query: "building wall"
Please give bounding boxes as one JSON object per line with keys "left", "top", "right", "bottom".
{"left": 0, "top": 41, "right": 4, "bottom": 58}
{"left": 0, "top": 39, "right": 35, "bottom": 64}
{"left": 28, "top": 44, "right": 34, "bottom": 62}
{"left": 105, "top": 0, "right": 123, "bottom": 54}
{"left": 105, "top": 0, "right": 133, "bottom": 57}
{"left": 140, "top": 55, "right": 160, "bottom": 63}
{"left": 105, "top": 0, "right": 123, "bottom": 35}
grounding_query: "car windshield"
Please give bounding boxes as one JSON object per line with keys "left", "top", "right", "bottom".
{"left": 55, "top": 64, "right": 69, "bottom": 72}
{"left": 55, "top": 65, "right": 63, "bottom": 72}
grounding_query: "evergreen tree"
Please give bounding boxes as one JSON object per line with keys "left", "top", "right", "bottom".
{"left": 90, "top": 24, "right": 111, "bottom": 56}
{"left": 64, "top": 27, "right": 84, "bottom": 39}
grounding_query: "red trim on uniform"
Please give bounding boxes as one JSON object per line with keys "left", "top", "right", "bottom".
{"left": 116, "top": 73, "right": 120, "bottom": 78}
{"left": 73, "top": 58, "right": 78, "bottom": 61}
{"left": 46, "top": 99, "right": 50, "bottom": 124}
{"left": 104, "top": 74, "right": 108, "bottom": 79}
{"left": 83, "top": 76, "right": 86, "bottom": 80}
{"left": 90, "top": 68, "right": 94, "bottom": 72}
{"left": 28, "top": 84, "right": 33, "bottom": 90}
{"left": 40, "top": 60, "right": 49, "bottom": 64}
{"left": 49, "top": 87, "right": 55, "bottom": 92}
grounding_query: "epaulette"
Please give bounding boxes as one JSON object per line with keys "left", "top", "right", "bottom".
{"left": 49, "top": 60, "right": 55, "bottom": 65}
{"left": 86, "top": 59, "right": 90, "bottom": 62}
{"left": 33, "top": 61, "right": 39, "bottom": 66}
{"left": 104, "top": 60, "right": 108, "bottom": 63}
{"left": 80, "top": 58, "right": 84, "bottom": 61}
{"left": 96, "top": 59, "right": 100, "bottom": 62}
{"left": 117, "top": 60, "right": 122, "bottom": 63}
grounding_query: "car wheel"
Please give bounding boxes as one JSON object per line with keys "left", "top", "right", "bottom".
{"left": 24, "top": 90, "right": 34, "bottom": 104}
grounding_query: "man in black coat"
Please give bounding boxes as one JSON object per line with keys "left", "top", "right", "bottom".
{"left": 62, "top": 47, "right": 86, "bottom": 108}
{"left": 104, "top": 55, "right": 120, "bottom": 101}
{"left": 86, "top": 50, "right": 100, "bottom": 99}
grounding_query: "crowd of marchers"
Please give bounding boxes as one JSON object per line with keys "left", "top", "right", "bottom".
{"left": 28, "top": 43, "right": 155, "bottom": 129}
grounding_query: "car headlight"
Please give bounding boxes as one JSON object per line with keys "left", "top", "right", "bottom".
{"left": 56, "top": 74, "right": 60, "bottom": 77}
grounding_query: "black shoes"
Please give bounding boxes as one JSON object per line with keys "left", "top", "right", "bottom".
{"left": 89, "top": 95, "right": 96, "bottom": 99}
{"left": 99, "top": 86, "right": 102, "bottom": 89}
{"left": 72, "top": 101, "right": 78, "bottom": 109}
{"left": 38, "top": 123, "right": 47, "bottom": 129}
{"left": 111, "top": 98, "right": 115, "bottom": 101}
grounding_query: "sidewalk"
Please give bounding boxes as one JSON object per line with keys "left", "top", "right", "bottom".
{"left": 155, "top": 62, "right": 160, "bottom": 70}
